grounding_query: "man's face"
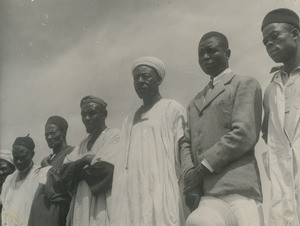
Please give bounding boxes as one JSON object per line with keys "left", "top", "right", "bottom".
{"left": 262, "top": 23, "right": 297, "bottom": 63}
{"left": 0, "top": 160, "right": 14, "bottom": 185}
{"left": 81, "top": 102, "right": 105, "bottom": 134}
{"left": 12, "top": 145, "right": 34, "bottom": 172}
{"left": 133, "top": 65, "right": 161, "bottom": 99}
{"left": 45, "top": 124, "right": 64, "bottom": 149}
{"left": 198, "top": 37, "right": 229, "bottom": 77}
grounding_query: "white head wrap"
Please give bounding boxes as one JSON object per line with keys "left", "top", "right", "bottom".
{"left": 0, "top": 149, "right": 14, "bottom": 165}
{"left": 131, "top": 56, "right": 166, "bottom": 81}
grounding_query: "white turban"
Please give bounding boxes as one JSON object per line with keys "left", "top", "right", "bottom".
{"left": 131, "top": 56, "right": 166, "bottom": 81}
{"left": 0, "top": 149, "right": 14, "bottom": 165}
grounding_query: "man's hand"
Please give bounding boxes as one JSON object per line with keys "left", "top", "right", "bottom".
{"left": 184, "top": 164, "right": 209, "bottom": 193}
{"left": 185, "top": 190, "right": 201, "bottom": 212}
{"left": 80, "top": 154, "right": 96, "bottom": 166}
{"left": 184, "top": 168, "right": 201, "bottom": 193}
{"left": 41, "top": 156, "right": 51, "bottom": 167}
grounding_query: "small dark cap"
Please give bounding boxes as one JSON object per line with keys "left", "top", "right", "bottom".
{"left": 13, "top": 134, "right": 35, "bottom": 152}
{"left": 80, "top": 95, "right": 107, "bottom": 109}
{"left": 45, "top": 116, "right": 68, "bottom": 135}
{"left": 261, "top": 8, "right": 300, "bottom": 31}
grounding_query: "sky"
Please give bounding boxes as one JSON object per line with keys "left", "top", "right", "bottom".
{"left": 1, "top": 0, "right": 300, "bottom": 220}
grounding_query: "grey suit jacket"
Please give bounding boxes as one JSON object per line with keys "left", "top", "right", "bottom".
{"left": 180, "top": 71, "right": 263, "bottom": 202}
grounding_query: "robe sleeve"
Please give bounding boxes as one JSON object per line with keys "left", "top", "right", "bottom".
{"left": 84, "top": 129, "right": 120, "bottom": 195}
{"left": 169, "top": 101, "right": 193, "bottom": 216}
{"left": 45, "top": 157, "right": 88, "bottom": 200}
{"left": 82, "top": 161, "right": 114, "bottom": 196}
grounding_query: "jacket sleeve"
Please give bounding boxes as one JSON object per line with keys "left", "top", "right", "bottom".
{"left": 262, "top": 84, "right": 272, "bottom": 144}
{"left": 179, "top": 104, "right": 196, "bottom": 177}
{"left": 203, "top": 77, "right": 262, "bottom": 173}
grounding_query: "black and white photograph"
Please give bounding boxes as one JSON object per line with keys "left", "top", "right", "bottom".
{"left": 1, "top": 0, "right": 300, "bottom": 225}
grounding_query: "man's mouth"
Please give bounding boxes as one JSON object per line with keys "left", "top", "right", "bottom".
{"left": 268, "top": 48, "right": 278, "bottom": 55}
{"left": 47, "top": 140, "right": 54, "bottom": 145}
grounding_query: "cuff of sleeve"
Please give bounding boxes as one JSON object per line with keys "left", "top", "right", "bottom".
{"left": 184, "top": 167, "right": 195, "bottom": 178}
{"left": 201, "top": 159, "right": 214, "bottom": 172}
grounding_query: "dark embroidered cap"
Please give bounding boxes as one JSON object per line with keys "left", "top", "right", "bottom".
{"left": 13, "top": 134, "right": 35, "bottom": 152}
{"left": 45, "top": 116, "right": 68, "bottom": 135}
{"left": 261, "top": 8, "right": 299, "bottom": 31}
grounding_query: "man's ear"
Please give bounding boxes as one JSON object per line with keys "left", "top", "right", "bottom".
{"left": 102, "top": 109, "right": 108, "bottom": 120}
{"left": 156, "top": 75, "right": 162, "bottom": 85}
{"left": 291, "top": 28, "right": 300, "bottom": 40}
{"left": 225, "top": 49, "right": 231, "bottom": 60}
{"left": 31, "top": 151, "right": 35, "bottom": 159}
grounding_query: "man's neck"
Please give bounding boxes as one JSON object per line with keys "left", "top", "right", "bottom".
{"left": 87, "top": 125, "right": 107, "bottom": 151}
{"left": 142, "top": 93, "right": 162, "bottom": 111}
{"left": 52, "top": 141, "right": 68, "bottom": 155}
{"left": 17, "top": 161, "right": 33, "bottom": 182}
{"left": 210, "top": 68, "right": 230, "bottom": 85}
{"left": 283, "top": 49, "right": 300, "bottom": 75}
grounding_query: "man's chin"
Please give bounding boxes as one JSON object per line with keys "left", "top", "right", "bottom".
{"left": 271, "top": 57, "right": 283, "bottom": 63}
{"left": 136, "top": 91, "right": 148, "bottom": 99}
{"left": 86, "top": 128, "right": 95, "bottom": 135}
{"left": 17, "top": 167, "right": 26, "bottom": 172}
{"left": 47, "top": 144, "right": 54, "bottom": 149}
{"left": 269, "top": 53, "right": 283, "bottom": 63}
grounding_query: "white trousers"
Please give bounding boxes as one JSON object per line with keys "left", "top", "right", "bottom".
{"left": 186, "top": 194, "right": 264, "bottom": 226}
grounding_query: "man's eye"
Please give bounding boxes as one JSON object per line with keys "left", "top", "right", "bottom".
{"left": 207, "top": 49, "right": 216, "bottom": 54}
{"left": 89, "top": 111, "right": 97, "bottom": 117}
{"left": 271, "top": 33, "right": 279, "bottom": 40}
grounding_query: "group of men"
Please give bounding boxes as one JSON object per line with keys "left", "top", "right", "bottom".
{"left": 0, "top": 7, "right": 299, "bottom": 226}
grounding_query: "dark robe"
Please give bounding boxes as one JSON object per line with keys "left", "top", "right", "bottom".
{"left": 28, "top": 145, "right": 74, "bottom": 226}
{"left": 45, "top": 128, "right": 119, "bottom": 226}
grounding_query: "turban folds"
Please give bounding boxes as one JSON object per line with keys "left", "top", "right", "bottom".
{"left": 261, "top": 8, "right": 300, "bottom": 31}
{"left": 80, "top": 95, "right": 107, "bottom": 109}
{"left": 13, "top": 135, "right": 35, "bottom": 152}
{"left": 131, "top": 56, "right": 166, "bottom": 81}
{"left": 46, "top": 116, "right": 68, "bottom": 135}
{"left": 0, "top": 150, "right": 14, "bottom": 165}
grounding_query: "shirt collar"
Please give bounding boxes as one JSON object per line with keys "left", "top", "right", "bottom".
{"left": 212, "top": 68, "right": 232, "bottom": 86}
{"left": 271, "top": 65, "right": 300, "bottom": 75}
{"left": 271, "top": 66, "right": 300, "bottom": 84}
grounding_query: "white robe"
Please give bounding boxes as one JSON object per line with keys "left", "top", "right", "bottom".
{"left": 1, "top": 165, "right": 40, "bottom": 226}
{"left": 263, "top": 69, "right": 300, "bottom": 226}
{"left": 111, "top": 98, "right": 186, "bottom": 226}
{"left": 64, "top": 128, "right": 120, "bottom": 226}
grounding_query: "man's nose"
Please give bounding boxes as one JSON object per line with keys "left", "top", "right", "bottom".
{"left": 138, "top": 76, "right": 144, "bottom": 83}
{"left": 83, "top": 115, "right": 91, "bottom": 122}
{"left": 203, "top": 52, "right": 210, "bottom": 60}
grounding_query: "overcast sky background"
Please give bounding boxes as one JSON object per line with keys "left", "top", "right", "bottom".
{"left": 1, "top": 0, "right": 300, "bottom": 220}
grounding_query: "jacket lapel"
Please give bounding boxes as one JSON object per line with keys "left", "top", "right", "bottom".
{"left": 193, "top": 72, "right": 236, "bottom": 114}
{"left": 193, "top": 87, "right": 208, "bottom": 114}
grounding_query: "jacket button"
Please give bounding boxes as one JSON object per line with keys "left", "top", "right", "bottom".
{"left": 199, "top": 112, "right": 203, "bottom": 117}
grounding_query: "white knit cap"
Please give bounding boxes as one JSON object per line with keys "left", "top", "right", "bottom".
{"left": 131, "top": 56, "right": 166, "bottom": 81}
